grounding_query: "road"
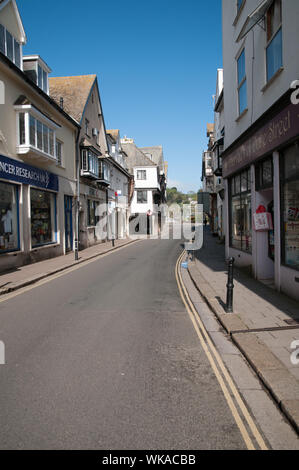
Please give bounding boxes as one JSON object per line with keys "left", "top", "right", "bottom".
{"left": 0, "top": 238, "right": 250, "bottom": 449}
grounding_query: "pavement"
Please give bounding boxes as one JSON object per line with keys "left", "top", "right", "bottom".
{"left": 0, "top": 238, "right": 251, "bottom": 449}
{"left": 0, "top": 238, "right": 137, "bottom": 295}
{"left": 187, "top": 227, "right": 299, "bottom": 434}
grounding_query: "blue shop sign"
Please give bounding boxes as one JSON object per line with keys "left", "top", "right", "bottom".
{"left": 0, "top": 155, "right": 58, "bottom": 191}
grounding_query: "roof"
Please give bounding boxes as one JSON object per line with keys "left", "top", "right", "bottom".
{"left": 207, "top": 123, "right": 214, "bottom": 134}
{"left": 49, "top": 75, "right": 97, "bottom": 123}
{"left": 0, "top": 0, "right": 26, "bottom": 44}
{"left": 121, "top": 142, "right": 157, "bottom": 174}
{"left": 106, "top": 129, "right": 119, "bottom": 143}
{"left": 139, "top": 146, "right": 163, "bottom": 167}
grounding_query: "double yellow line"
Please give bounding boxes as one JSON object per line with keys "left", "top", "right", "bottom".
{"left": 175, "top": 250, "right": 268, "bottom": 451}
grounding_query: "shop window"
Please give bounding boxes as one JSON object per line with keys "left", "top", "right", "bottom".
{"left": 281, "top": 144, "right": 299, "bottom": 270}
{"left": 31, "top": 188, "right": 56, "bottom": 247}
{"left": 256, "top": 157, "right": 273, "bottom": 190}
{"left": 0, "top": 182, "right": 19, "bottom": 252}
{"left": 230, "top": 169, "right": 252, "bottom": 253}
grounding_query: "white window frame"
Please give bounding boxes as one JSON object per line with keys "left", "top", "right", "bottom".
{"left": 0, "top": 23, "right": 23, "bottom": 70}
{"left": 137, "top": 170, "right": 147, "bottom": 180}
{"left": 15, "top": 105, "right": 59, "bottom": 162}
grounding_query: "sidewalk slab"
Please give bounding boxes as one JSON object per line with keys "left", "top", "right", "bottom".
{"left": 187, "top": 227, "right": 299, "bottom": 435}
{"left": 0, "top": 238, "right": 137, "bottom": 296}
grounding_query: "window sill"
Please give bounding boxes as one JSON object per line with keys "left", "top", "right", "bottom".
{"left": 235, "top": 108, "right": 248, "bottom": 122}
{"left": 31, "top": 242, "right": 60, "bottom": 251}
{"left": 261, "top": 67, "right": 284, "bottom": 93}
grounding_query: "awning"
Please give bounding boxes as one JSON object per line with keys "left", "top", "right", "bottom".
{"left": 236, "top": 0, "right": 273, "bottom": 42}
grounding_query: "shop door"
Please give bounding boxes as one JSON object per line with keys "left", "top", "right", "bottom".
{"left": 64, "top": 195, "right": 73, "bottom": 252}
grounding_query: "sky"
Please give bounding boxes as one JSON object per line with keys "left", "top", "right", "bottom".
{"left": 18, "top": 0, "right": 223, "bottom": 193}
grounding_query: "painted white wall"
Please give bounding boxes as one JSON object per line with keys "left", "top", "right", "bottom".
{"left": 133, "top": 166, "right": 159, "bottom": 190}
{"left": 131, "top": 189, "right": 153, "bottom": 214}
{"left": 222, "top": 0, "right": 299, "bottom": 150}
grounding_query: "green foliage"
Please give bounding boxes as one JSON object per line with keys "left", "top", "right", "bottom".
{"left": 166, "top": 187, "right": 198, "bottom": 206}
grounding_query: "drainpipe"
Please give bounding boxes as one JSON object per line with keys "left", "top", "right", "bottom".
{"left": 75, "top": 128, "right": 81, "bottom": 261}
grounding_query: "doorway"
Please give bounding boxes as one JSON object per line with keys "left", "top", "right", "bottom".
{"left": 64, "top": 195, "right": 73, "bottom": 252}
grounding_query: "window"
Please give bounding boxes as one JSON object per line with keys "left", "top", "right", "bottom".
{"left": 137, "top": 190, "right": 147, "bottom": 204}
{"left": 230, "top": 169, "right": 252, "bottom": 253}
{"left": 22, "top": 113, "right": 56, "bottom": 159}
{"left": 85, "top": 119, "right": 89, "bottom": 136}
{"left": 81, "top": 149, "right": 99, "bottom": 178}
{"left": 237, "top": 49, "right": 247, "bottom": 115}
{"left": 99, "top": 160, "right": 110, "bottom": 182}
{"left": 281, "top": 144, "right": 299, "bottom": 270}
{"left": 56, "top": 140, "right": 63, "bottom": 166}
{"left": 266, "top": 0, "right": 282, "bottom": 81}
{"left": 137, "top": 170, "right": 146, "bottom": 180}
{"left": 87, "top": 200, "right": 99, "bottom": 226}
{"left": 0, "top": 182, "right": 19, "bottom": 252}
{"left": 0, "top": 23, "right": 22, "bottom": 69}
{"left": 256, "top": 157, "right": 273, "bottom": 190}
{"left": 30, "top": 188, "right": 56, "bottom": 247}
{"left": 237, "top": 0, "right": 244, "bottom": 12}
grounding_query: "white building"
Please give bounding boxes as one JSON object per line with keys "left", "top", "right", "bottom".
{"left": 121, "top": 140, "right": 165, "bottom": 235}
{"left": 106, "top": 129, "right": 132, "bottom": 239}
{"left": 222, "top": 0, "right": 299, "bottom": 301}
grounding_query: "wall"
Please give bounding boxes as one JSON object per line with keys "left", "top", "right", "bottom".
{"left": 222, "top": 0, "right": 299, "bottom": 151}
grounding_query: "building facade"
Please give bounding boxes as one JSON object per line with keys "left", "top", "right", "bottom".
{"left": 49, "top": 74, "right": 111, "bottom": 249}
{"left": 121, "top": 140, "right": 165, "bottom": 236}
{"left": 0, "top": 0, "right": 79, "bottom": 272}
{"left": 222, "top": 0, "right": 299, "bottom": 301}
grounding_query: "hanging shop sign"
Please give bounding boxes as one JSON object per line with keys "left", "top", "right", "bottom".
{"left": 0, "top": 154, "right": 58, "bottom": 191}
{"left": 253, "top": 205, "right": 273, "bottom": 231}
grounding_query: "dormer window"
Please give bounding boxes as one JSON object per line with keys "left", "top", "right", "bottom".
{"left": 23, "top": 55, "right": 51, "bottom": 94}
{"left": 0, "top": 23, "right": 21, "bottom": 68}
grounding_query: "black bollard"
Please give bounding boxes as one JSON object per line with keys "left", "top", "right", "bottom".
{"left": 226, "top": 257, "right": 235, "bottom": 313}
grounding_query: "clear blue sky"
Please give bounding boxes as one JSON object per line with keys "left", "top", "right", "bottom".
{"left": 19, "top": 0, "right": 222, "bottom": 193}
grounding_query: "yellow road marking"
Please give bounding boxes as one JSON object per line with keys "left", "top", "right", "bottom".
{"left": 175, "top": 250, "right": 268, "bottom": 451}
{"left": 0, "top": 240, "right": 140, "bottom": 304}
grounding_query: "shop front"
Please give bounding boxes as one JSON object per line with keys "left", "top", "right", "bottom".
{"left": 0, "top": 154, "right": 60, "bottom": 271}
{"left": 223, "top": 95, "right": 299, "bottom": 301}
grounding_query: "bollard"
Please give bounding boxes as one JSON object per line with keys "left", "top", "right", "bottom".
{"left": 112, "top": 238, "right": 115, "bottom": 248}
{"left": 226, "top": 257, "right": 235, "bottom": 313}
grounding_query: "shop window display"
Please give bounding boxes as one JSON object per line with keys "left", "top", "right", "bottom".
{"left": 31, "top": 188, "right": 56, "bottom": 247}
{"left": 282, "top": 144, "right": 299, "bottom": 269}
{"left": 230, "top": 169, "right": 252, "bottom": 253}
{"left": 0, "top": 182, "right": 19, "bottom": 252}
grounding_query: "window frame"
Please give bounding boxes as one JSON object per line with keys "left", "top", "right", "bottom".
{"left": 265, "top": 0, "right": 283, "bottom": 83}
{"left": 280, "top": 143, "right": 299, "bottom": 271}
{"left": 137, "top": 170, "right": 147, "bottom": 180}
{"left": 0, "top": 181, "right": 20, "bottom": 253}
{"left": 136, "top": 190, "right": 148, "bottom": 204}
{"left": 236, "top": 48, "right": 247, "bottom": 116}
{"left": 30, "top": 187, "right": 57, "bottom": 248}
{"left": 0, "top": 23, "right": 22, "bottom": 69}
{"left": 229, "top": 168, "right": 252, "bottom": 254}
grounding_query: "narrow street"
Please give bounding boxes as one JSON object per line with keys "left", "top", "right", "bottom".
{"left": 0, "top": 238, "right": 251, "bottom": 450}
